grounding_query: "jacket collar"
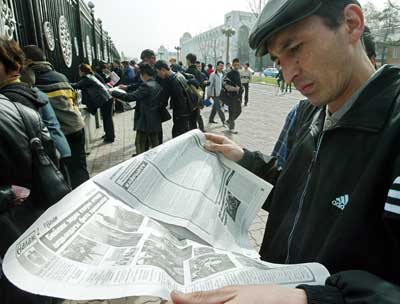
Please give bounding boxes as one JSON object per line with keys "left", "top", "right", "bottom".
{"left": 331, "top": 65, "right": 400, "bottom": 132}
{"left": 29, "top": 61, "right": 54, "bottom": 73}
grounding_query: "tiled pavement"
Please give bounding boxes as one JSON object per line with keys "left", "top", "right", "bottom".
{"left": 64, "top": 84, "right": 302, "bottom": 304}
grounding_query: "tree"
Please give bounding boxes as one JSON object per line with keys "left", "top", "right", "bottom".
{"left": 248, "top": 0, "right": 267, "bottom": 18}
{"left": 363, "top": 0, "right": 400, "bottom": 65}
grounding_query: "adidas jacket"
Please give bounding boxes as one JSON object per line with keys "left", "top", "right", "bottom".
{"left": 238, "top": 65, "right": 400, "bottom": 303}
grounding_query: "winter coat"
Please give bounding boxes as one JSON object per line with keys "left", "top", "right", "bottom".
{"left": 29, "top": 62, "right": 85, "bottom": 135}
{"left": 238, "top": 65, "right": 400, "bottom": 303}
{"left": 72, "top": 74, "right": 111, "bottom": 115}
{"left": 111, "top": 78, "right": 163, "bottom": 133}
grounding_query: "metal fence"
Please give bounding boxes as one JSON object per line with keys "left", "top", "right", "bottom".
{"left": 1, "top": 0, "right": 120, "bottom": 82}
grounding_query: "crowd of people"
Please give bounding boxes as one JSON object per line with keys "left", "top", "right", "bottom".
{"left": 1, "top": 0, "right": 400, "bottom": 303}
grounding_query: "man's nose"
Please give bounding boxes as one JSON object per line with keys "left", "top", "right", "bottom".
{"left": 281, "top": 59, "right": 300, "bottom": 84}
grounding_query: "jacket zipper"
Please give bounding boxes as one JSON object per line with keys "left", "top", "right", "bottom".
{"left": 285, "top": 132, "right": 324, "bottom": 263}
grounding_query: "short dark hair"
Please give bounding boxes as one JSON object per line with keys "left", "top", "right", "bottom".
{"left": 23, "top": 44, "right": 45, "bottom": 62}
{"left": 0, "top": 38, "right": 25, "bottom": 73}
{"left": 207, "top": 64, "right": 213, "bottom": 68}
{"left": 315, "top": 0, "right": 360, "bottom": 30}
{"left": 140, "top": 49, "right": 155, "bottom": 60}
{"left": 216, "top": 61, "right": 224, "bottom": 66}
{"left": 130, "top": 60, "right": 136, "bottom": 65}
{"left": 362, "top": 26, "right": 376, "bottom": 59}
{"left": 226, "top": 62, "right": 231, "bottom": 66}
{"left": 186, "top": 53, "right": 197, "bottom": 64}
{"left": 154, "top": 60, "right": 170, "bottom": 71}
{"left": 232, "top": 58, "right": 240, "bottom": 64}
{"left": 138, "top": 63, "right": 155, "bottom": 77}
{"left": 245, "top": 63, "right": 250, "bottom": 67}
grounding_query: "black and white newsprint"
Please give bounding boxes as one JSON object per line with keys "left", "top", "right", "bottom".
{"left": 3, "top": 131, "right": 330, "bottom": 301}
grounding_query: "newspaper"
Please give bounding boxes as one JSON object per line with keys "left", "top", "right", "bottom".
{"left": 3, "top": 181, "right": 330, "bottom": 301}
{"left": 93, "top": 130, "right": 272, "bottom": 253}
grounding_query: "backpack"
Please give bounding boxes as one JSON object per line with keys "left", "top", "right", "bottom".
{"left": 176, "top": 72, "right": 204, "bottom": 111}
{"left": 82, "top": 75, "right": 111, "bottom": 115}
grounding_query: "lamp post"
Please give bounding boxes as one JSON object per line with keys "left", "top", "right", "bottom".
{"left": 174, "top": 46, "right": 181, "bottom": 62}
{"left": 222, "top": 26, "right": 235, "bottom": 64}
{"left": 97, "top": 18, "right": 103, "bottom": 62}
{"left": 87, "top": 1, "right": 98, "bottom": 64}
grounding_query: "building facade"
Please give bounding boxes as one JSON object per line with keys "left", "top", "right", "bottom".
{"left": 180, "top": 11, "right": 271, "bottom": 70}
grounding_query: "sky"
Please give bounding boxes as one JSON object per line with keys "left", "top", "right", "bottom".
{"left": 91, "top": 0, "right": 388, "bottom": 59}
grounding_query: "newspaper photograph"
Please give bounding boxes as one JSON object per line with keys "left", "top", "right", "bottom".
{"left": 3, "top": 181, "right": 330, "bottom": 301}
{"left": 93, "top": 130, "right": 273, "bottom": 252}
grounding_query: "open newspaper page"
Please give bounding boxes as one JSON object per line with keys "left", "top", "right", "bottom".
{"left": 94, "top": 130, "right": 272, "bottom": 253}
{"left": 3, "top": 181, "right": 330, "bottom": 301}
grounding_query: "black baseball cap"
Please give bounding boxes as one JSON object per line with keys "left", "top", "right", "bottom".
{"left": 249, "top": 0, "right": 360, "bottom": 57}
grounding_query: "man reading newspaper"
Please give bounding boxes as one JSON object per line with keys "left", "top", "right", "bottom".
{"left": 168, "top": 0, "right": 400, "bottom": 303}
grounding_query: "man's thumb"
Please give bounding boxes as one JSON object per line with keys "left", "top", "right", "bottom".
{"left": 170, "top": 288, "right": 233, "bottom": 304}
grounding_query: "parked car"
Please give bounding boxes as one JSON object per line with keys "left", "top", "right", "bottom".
{"left": 263, "top": 67, "right": 279, "bottom": 77}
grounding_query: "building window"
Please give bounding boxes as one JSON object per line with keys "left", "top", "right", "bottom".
{"left": 393, "top": 46, "right": 400, "bottom": 59}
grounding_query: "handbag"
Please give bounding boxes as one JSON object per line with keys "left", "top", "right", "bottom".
{"left": 12, "top": 102, "right": 71, "bottom": 209}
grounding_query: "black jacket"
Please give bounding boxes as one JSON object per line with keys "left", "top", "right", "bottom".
{"left": 186, "top": 65, "right": 205, "bottom": 89}
{"left": 111, "top": 78, "right": 163, "bottom": 133}
{"left": 238, "top": 65, "right": 400, "bottom": 302}
{"left": 72, "top": 75, "right": 111, "bottom": 115}
{"left": 160, "top": 73, "right": 192, "bottom": 119}
{"left": 0, "top": 94, "right": 53, "bottom": 250}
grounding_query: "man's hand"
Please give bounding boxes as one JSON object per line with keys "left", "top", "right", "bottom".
{"left": 204, "top": 133, "right": 244, "bottom": 162}
{"left": 167, "top": 285, "right": 307, "bottom": 304}
{"left": 11, "top": 185, "right": 30, "bottom": 205}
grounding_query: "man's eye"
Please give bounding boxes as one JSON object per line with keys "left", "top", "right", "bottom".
{"left": 290, "top": 44, "right": 302, "bottom": 55}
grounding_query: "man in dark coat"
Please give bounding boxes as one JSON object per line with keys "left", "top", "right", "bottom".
{"left": 111, "top": 63, "right": 163, "bottom": 154}
{"left": 154, "top": 60, "right": 197, "bottom": 138}
{"left": 185, "top": 53, "right": 205, "bottom": 132}
{"left": 168, "top": 0, "right": 400, "bottom": 303}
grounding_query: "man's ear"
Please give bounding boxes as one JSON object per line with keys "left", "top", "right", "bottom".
{"left": 343, "top": 4, "right": 365, "bottom": 44}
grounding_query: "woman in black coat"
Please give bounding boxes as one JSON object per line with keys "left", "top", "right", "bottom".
{"left": 72, "top": 64, "right": 115, "bottom": 143}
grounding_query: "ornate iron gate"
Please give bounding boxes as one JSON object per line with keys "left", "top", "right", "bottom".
{"left": 0, "top": 0, "right": 120, "bottom": 82}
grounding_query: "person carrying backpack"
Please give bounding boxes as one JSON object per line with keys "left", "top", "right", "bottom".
{"left": 72, "top": 64, "right": 115, "bottom": 143}
{"left": 154, "top": 60, "right": 197, "bottom": 138}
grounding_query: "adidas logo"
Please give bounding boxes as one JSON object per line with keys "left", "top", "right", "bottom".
{"left": 332, "top": 195, "right": 349, "bottom": 210}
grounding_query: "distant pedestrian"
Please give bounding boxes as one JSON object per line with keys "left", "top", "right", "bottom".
{"left": 207, "top": 64, "right": 214, "bottom": 76}
{"left": 186, "top": 53, "right": 206, "bottom": 132}
{"left": 72, "top": 64, "right": 115, "bottom": 144}
{"left": 224, "top": 58, "right": 242, "bottom": 134}
{"left": 155, "top": 60, "right": 197, "bottom": 137}
{"left": 207, "top": 61, "right": 226, "bottom": 125}
{"left": 169, "top": 57, "right": 183, "bottom": 73}
{"left": 240, "top": 63, "right": 252, "bottom": 106}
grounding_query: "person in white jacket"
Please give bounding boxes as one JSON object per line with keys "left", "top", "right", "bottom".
{"left": 207, "top": 61, "right": 226, "bottom": 125}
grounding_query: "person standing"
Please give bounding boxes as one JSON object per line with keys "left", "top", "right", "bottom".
{"left": 155, "top": 60, "right": 197, "bottom": 137}
{"left": 224, "top": 58, "right": 242, "bottom": 134}
{"left": 186, "top": 53, "right": 206, "bottom": 132}
{"left": 111, "top": 63, "right": 162, "bottom": 154}
{"left": 240, "top": 63, "right": 252, "bottom": 106}
{"left": 170, "top": 0, "right": 400, "bottom": 303}
{"left": 23, "top": 45, "right": 89, "bottom": 189}
{"left": 72, "top": 64, "right": 115, "bottom": 144}
{"left": 207, "top": 64, "right": 214, "bottom": 76}
{"left": 207, "top": 61, "right": 226, "bottom": 125}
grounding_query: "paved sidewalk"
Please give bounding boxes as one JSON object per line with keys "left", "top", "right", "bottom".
{"left": 65, "top": 84, "right": 301, "bottom": 304}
